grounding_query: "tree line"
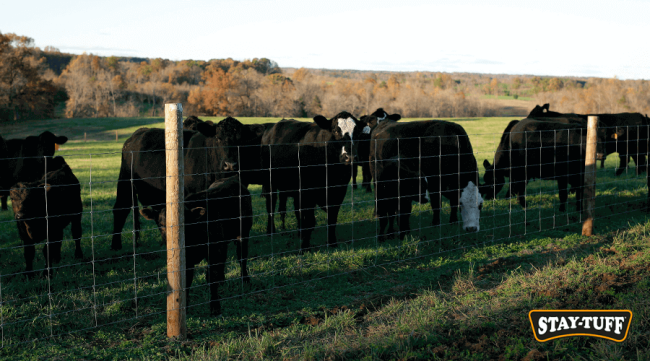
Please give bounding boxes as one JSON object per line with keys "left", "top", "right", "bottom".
{"left": 1, "top": 32, "right": 648, "bottom": 122}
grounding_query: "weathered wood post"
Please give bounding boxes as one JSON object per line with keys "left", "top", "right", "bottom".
{"left": 165, "top": 103, "right": 186, "bottom": 338}
{"left": 116, "top": 130, "right": 118, "bottom": 142}
{"left": 582, "top": 115, "right": 598, "bottom": 236}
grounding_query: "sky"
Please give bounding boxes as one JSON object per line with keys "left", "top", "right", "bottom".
{"left": 3, "top": 0, "right": 650, "bottom": 79}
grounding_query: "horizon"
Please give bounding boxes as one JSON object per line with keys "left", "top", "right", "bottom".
{"left": 4, "top": 0, "right": 650, "bottom": 80}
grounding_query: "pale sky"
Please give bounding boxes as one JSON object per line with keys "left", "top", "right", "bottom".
{"left": 4, "top": 0, "right": 650, "bottom": 79}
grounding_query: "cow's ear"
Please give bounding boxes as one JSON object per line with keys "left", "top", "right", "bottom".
{"left": 543, "top": 103, "right": 550, "bottom": 112}
{"left": 613, "top": 128, "right": 625, "bottom": 139}
{"left": 483, "top": 159, "right": 492, "bottom": 169}
{"left": 196, "top": 122, "right": 217, "bottom": 137}
{"left": 190, "top": 207, "right": 206, "bottom": 220}
{"left": 388, "top": 114, "right": 401, "bottom": 121}
{"left": 140, "top": 207, "right": 158, "bottom": 220}
{"left": 55, "top": 136, "right": 68, "bottom": 145}
{"left": 313, "top": 115, "right": 331, "bottom": 130}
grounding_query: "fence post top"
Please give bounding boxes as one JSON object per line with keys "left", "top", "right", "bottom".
{"left": 165, "top": 103, "right": 183, "bottom": 112}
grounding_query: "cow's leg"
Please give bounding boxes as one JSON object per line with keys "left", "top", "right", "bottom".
{"left": 299, "top": 204, "right": 315, "bottom": 251}
{"left": 278, "top": 191, "right": 287, "bottom": 230}
{"left": 557, "top": 178, "right": 568, "bottom": 213}
{"left": 0, "top": 195, "right": 7, "bottom": 211}
{"left": 208, "top": 246, "right": 228, "bottom": 316}
{"left": 185, "top": 266, "right": 195, "bottom": 309}
{"left": 575, "top": 181, "right": 583, "bottom": 213}
{"left": 378, "top": 208, "right": 389, "bottom": 243}
{"left": 24, "top": 242, "right": 36, "bottom": 278}
{"left": 111, "top": 172, "right": 135, "bottom": 251}
{"left": 636, "top": 153, "right": 648, "bottom": 174}
{"left": 511, "top": 178, "right": 527, "bottom": 209}
{"left": 398, "top": 200, "right": 412, "bottom": 240}
{"left": 42, "top": 228, "right": 63, "bottom": 278}
{"left": 326, "top": 204, "right": 340, "bottom": 247}
{"left": 600, "top": 158, "right": 605, "bottom": 169}
{"left": 235, "top": 235, "right": 250, "bottom": 283}
{"left": 72, "top": 214, "right": 83, "bottom": 259}
{"left": 427, "top": 176, "right": 441, "bottom": 226}
{"left": 352, "top": 165, "right": 358, "bottom": 189}
{"left": 293, "top": 196, "right": 301, "bottom": 230}
{"left": 362, "top": 163, "right": 372, "bottom": 193}
{"left": 263, "top": 184, "right": 276, "bottom": 235}
{"left": 616, "top": 154, "right": 628, "bottom": 176}
{"left": 447, "top": 192, "right": 459, "bottom": 225}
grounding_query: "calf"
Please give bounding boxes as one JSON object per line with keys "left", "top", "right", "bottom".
{"left": 1, "top": 131, "right": 68, "bottom": 211}
{"left": 10, "top": 157, "right": 83, "bottom": 278}
{"left": 139, "top": 176, "right": 252, "bottom": 316}
{"left": 373, "top": 159, "right": 424, "bottom": 241}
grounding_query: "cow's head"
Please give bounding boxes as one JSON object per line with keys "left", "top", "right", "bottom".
{"left": 313, "top": 112, "right": 365, "bottom": 165}
{"left": 14, "top": 131, "right": 68, "bottom": 181}
{"left": 459, "top": 181, "right": 483, "bottom": 232}
{"left": 11, "top": 182, "right": 51, "bottom": 240}
{"left": 183, "top": 115, "right": 206, "bottom": 131}
{"left": 199, "top": 117, "right": 254, "bottom": 173}
{"left": 528, "top": 103, "right": 551, "bottom": 118}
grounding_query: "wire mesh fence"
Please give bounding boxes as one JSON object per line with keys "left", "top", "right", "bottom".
{"left": 0, "top": 111, "right": 648, "bottom": 347}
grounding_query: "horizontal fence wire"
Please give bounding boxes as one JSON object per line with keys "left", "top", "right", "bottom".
{"left": 0, "top": 123, "right": 648, "bottom": 348}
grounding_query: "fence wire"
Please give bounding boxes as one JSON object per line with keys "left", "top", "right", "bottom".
{"left": 0, "top": 122, "right": 648, "bottom": 347}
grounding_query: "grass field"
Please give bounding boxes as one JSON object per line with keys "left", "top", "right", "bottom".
{"left": 0, "top": 116, "right": 649, "bottom": 360}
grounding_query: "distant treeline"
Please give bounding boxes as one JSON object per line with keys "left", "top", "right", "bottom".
{"left": 1, "top": 32, "right": 649, "bottom": 122}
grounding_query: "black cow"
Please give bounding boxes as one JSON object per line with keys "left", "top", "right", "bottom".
{"left": 140, "top": 176, "right": 252, "bottom": 315}
{"left": 0, "top": 131, "right": 68, "bottom": 211}
{"left": 370, "top": 120, "right": 483, "bottom": 240}
{"left": 10, "top": 157, "right": 83, "bottom": 277}
{"left": 483, "top": 118, "right": 610, "bottom": 212}
{"left": 260, "top": 112, "right": 365, "bottom": 250}
{"left": 529, "top": 104, "right": 648, "bottom": 175}
{"left": 111, "top": 117, "right": 262, "bottom": 250}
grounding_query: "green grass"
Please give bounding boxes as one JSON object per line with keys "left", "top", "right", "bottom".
{"left": 0, "top": 116, "right": 649, "bottom": 360}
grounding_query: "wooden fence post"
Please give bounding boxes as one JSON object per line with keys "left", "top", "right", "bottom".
{"left": 116, "top": 130, "right": 118, "bottom": 142}
{"left": 165, "top": 103, "right": 186, "bottom": 339}
{"left": 582, "top": 116, "right": 598, "bottom": 236}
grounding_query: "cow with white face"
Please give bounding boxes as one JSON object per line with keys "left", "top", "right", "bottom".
{"left": 261, "top": 112, "right": 366, "bottom": 250}
{"left": 370, "top": 119, "right": 484, "bottom": 237}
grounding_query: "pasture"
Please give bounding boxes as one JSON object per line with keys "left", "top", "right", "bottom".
{"left": 0, "top": 116, "right": 649, "bottom": 360}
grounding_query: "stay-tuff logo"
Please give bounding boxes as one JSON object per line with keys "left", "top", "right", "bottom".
{"left": 529, "top": 310, "right": 632, "bottom": 342}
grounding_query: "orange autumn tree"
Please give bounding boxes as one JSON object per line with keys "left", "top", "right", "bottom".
{"left": 188, "top": 64, "right": 237, "bottom": 116}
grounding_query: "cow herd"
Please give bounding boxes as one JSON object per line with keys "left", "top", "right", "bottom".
{"left": 0, "top": 104, "right": 648, "bottom": 315}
